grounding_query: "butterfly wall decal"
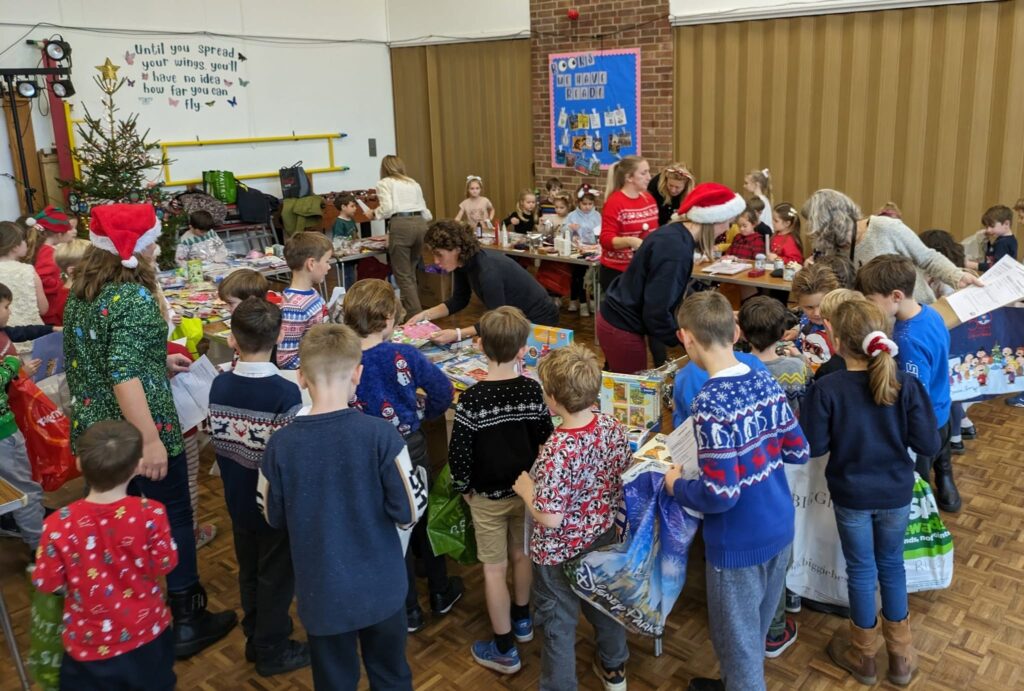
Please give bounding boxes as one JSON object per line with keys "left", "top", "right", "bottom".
{"left": 223, "top": 79, "right": 233, "bottom": 87}
{"left": 227, "top": 96, "right": 237, "bottom": 107}
{"left": 239, "top": 78, "right": 250, "bottom": 87}
{"left": 124, "top": 51, "right": 136, "bottom": 65}
{"left": 168, "top": 98, "right": 179, "bottom": 107}
{"left": 126, "top": 78, "right": 135, "bottom": 87}
{"left": 238, "top": 53, "right": 247, "bottom": 61}
{"left": 141, "top": 72, "right": 149, "bottom": 81}
{"left": 139, "top": 97, "right": 152, "bottom": 105}
{"left": 205, "top": 100, "right": 215, "bottom": 107}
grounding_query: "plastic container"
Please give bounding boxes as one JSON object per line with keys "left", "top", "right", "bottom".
{"left": 755, "top": 253, "right": 766, "bottom": 270}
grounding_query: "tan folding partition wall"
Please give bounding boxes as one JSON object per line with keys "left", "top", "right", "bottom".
{"left": 674, "top": 0, "right": 1024, "bottom": 238}
{"left": 390, "top": 40, "right": 533, "bottom": 222}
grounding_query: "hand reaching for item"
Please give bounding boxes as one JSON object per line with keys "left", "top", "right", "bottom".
{"left": 21, "top": 358, "right": 41, "bottom": 378}
{"left": 429, "top": 329, "right": 459, "bottom": 345}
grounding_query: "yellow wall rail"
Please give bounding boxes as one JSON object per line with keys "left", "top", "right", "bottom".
{"left": 64, "top": 113, "right": 349, "bottom": 188}
{"left": 160, "top": 132, "right": 348, "bottom": 187}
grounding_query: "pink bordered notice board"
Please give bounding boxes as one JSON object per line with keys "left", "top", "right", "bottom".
{"left": 548, "top": 48, "right": 640, "bottom": 172}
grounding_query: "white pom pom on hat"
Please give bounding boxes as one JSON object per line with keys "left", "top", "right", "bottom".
{"left": 676, "top": 182, "right": 746, "bottom": 224}
{"left": 89, "top": 204, "right": 162, "bottom": 268}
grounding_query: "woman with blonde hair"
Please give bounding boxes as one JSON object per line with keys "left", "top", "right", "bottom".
{"left": 369, "top": 154, "right": 433, "bottom": 318}
{"left": 648, "top": 162, "right": 696, "bottom": 226}
{"left": 600, "top": 156, "right": 659, "bottom": 295}
{"left": 801, "top": 189, "right": 982, "bottom": 303}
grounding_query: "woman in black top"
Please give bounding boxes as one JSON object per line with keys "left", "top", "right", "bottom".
{"left": 647, "top": 163, "right": 696, "bottom": 226}
{"left": 404, "top": 220, "right": 559, "bottom": 344}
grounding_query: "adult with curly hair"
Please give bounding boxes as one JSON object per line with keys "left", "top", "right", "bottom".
{"left": 63, "top": 204, "right": 237, "bottom": 659}
{"left": 403, "top": 220, "right": 558, "bottom": 344}
{"left": 801, "top": 189, "right": 983, "bottom": 303}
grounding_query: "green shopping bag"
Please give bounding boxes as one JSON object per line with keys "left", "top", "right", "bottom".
{"left": 29, "top": 587, "right": 64, "bottom": 691}
{"left": 904, "top": 473, "right": 954, "bottom": 592}
{"left": 426, "top": 464, "right": 478, "bottom": 565}
{"left": 202, "top": 170, "right": 237, "bottom": 204}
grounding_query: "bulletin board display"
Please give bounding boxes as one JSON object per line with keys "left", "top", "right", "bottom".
{"left": 548, "top": 48, "right": 640, "bottom": 173}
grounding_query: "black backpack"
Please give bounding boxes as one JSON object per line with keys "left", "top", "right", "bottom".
{"left": 279, "top": 161, "right": 311, "bottom": 199}
{"left": 235, "top": 182, "right": 277, "bottom": 224}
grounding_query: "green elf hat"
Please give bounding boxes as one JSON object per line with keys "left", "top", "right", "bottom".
{"left": 30, "top": 205, "right": 73, "bottom": 233}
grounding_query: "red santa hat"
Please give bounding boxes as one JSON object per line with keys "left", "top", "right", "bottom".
{"left": 89, "top": 204, "right": 162, "bottom": 269}
{"left": 29, "top": 205, "right": 73, "bottom": 233}
{"left": 675, "top": 183, "right": 746, "bottom": 224}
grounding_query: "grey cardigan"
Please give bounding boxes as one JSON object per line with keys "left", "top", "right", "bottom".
{"left": 853, "top": 215, "right": 965, "bottom": 304}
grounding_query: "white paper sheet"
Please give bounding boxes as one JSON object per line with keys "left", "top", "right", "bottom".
{"left": 666, "top": 418, "right": 701, "bottom": 481}
{"left": 945, "top": 255, "right": 1024, "bottom": 322}
{"left": 170, "top": 355, "right": 219, "bottom": 431}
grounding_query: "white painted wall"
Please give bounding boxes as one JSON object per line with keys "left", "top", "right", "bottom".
{"left": 0, "top": 0, "right": 394, "bottom": 218}
{"left": 385, "top": 0, "right": 530, "bottom": 45}
{"left": 668, "top": 0, "right": 999, "bottom": 25}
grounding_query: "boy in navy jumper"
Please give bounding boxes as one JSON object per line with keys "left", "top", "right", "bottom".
{"left": 343, "top": 278, "right": 461, "bottom": 632}
{"left": 664, "top": 291, "right": 810, "bottom": 691}
{"left": 857, "top": 254, "right": 959, "bottom": 513}
{"left": 208, "top": 298, "right": 308, "bottom": 676}
{"left": 967, "top": 205, "right": 1018, "bottom": 272}
{"left": 260, "top": 324, "right": 426, "bottom": 690}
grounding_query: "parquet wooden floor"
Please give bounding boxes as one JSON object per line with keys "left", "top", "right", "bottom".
{"left": 2, "top": 306, "right": 1024, "bottom": 690}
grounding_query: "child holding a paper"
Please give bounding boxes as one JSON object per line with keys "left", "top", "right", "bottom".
{"left": 208, "top": 297, "right": 309, "bottom": 677}
{"left": 343, "top": 279, "right": 461, "bottom": 633}
{"left": 513, "top": 344, "right": 632, "bottom": 690}
{"left": 664, "top": 291, "right": 809, "bottom": 691}
{"left": 857, "top": 255, "right": 959, "bottom": 513}
{"left": 802, "top": 299, "right": 939, "bottom": 686}
{"left": 260, "top": 323, "right": 424, "bottom": 690}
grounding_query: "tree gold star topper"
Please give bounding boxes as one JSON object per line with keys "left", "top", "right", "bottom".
{"left": 95, "top": 58, "right": 121, "bottom": 91}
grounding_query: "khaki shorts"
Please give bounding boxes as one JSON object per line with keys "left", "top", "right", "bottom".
{"left": 467, "top": 494, "right": 526, "bottom": 565}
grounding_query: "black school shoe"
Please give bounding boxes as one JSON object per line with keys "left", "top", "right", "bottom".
{"left": 687, "top": 678, "right": 726, "bottom": 691}
{"left": 430, "top": 576, "right": 464, "bottom": 615}
{"left": 407, "top": 606, "right": 426, "bottom": 634}
{"left": 255, "top": 640, "right": 311, "bottom": 677}
{"left": 950, "top": 439, "right": 966, "bottom": 455}
{"left": 803, "top": 598, "right": 850, "bottom": 619}
{"left": 960, "top": 424, "right": 978, "bottom": 439}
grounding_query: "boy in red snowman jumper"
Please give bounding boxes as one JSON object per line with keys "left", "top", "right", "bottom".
{"left": 33, "top": 421, "right": 179, "bottom": 690}
{"left": 341, "top": 279, "right": 462, "bottom": 632}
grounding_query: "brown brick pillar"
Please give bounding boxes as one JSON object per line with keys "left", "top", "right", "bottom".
{"left": 530, "top": 0, "right": 674, "bottom": 190}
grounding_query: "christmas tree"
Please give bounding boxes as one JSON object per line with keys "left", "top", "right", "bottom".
{"left": 62, "top": 58, "right": 179, "bottom": 267}
{"left": 63, "top": 58, "right": 168, "bottom": 205}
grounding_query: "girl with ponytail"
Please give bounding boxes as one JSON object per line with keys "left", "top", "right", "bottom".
{"left": 802, "top": 298, "right": 940, "bottom": 687}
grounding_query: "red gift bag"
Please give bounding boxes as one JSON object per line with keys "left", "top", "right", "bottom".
{"left": 8, "top": 374, "right": 78, "bottom": 491}
{"left": 535, "top": 262, "right": 573, "bottom": 296}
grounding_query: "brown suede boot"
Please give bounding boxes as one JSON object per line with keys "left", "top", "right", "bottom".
{"left": 827, "top": 618, "right": 880, "bottom": 685}
{"left": 882, "top": 615, "right": 917, "bottom": 686}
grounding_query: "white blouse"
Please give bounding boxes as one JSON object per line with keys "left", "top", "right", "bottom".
{"left": 374, "top": 177, "right": 433, "bottom": 221}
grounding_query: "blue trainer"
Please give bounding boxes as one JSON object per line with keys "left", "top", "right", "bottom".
{"left": 471, "top": 639, "right": 521, "bottom": 674}
{"left": 1006, "top": 393, "right": 1024, "bottom": 408}
{"left": 512, "top": 616, "right": 534, "bottom": 643}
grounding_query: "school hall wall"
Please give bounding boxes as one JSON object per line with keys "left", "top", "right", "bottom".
{"left": 0, "top": 0, "right": 396, "bottom": 219}
{"left": 673, "top": 0, "right": 1024, "bottom": 239}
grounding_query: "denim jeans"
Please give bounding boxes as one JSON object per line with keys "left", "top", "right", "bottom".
{"left": 833, "top": 504, "right": 911, "bottom": 628}
{"left": 532, "top": 529, "right": 628, "bottom": 690}
{"left": 0, "top": 432, "right": 43, "bottom": 549}
{"left": 129, "top": 451, "right": 198, "bottom": 592}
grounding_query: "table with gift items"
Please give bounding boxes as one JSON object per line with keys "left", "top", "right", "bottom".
{"left": 480, "top": 229, "right": 602, "bottom": 325}
{"left": 692, "top": 256, "right": 799, "bottom": 292}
